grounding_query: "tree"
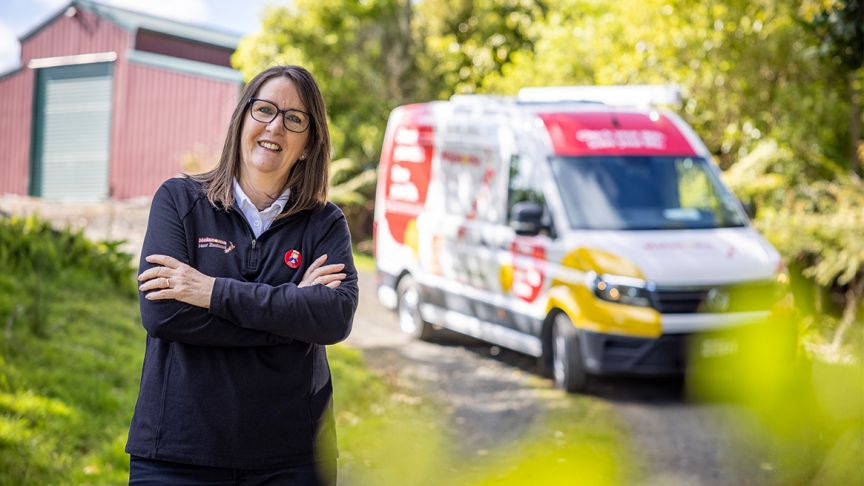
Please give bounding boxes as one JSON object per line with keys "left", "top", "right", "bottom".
{"left": 413, "top": 0, "right": 547, "bottom": 97}
{"left": 726, "top": 140, "right": 864, "bottom": 353}
{"left": 802, "top": 0, "right": 864, "bottom": 176}
{"left": 481, "top": 0, "right": 850, "bottom": 172}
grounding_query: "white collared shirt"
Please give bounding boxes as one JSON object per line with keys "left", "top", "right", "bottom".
{"left": 232, "top": 179, "right": 291, "bottom": 238}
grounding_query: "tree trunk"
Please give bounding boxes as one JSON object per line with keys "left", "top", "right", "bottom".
{"left": 832, "top": 273, "right": 864, "bottom": 351}
{"left": 850, "top": 72, "right": 862, "bottom": 177}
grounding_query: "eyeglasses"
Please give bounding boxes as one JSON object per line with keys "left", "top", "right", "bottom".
{"left": 247, "top": 98, "right": 312, "bottom": 133}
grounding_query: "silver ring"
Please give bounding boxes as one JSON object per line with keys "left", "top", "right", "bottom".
{"left": 166, "top": 277, "right": 172, "bottom": 289}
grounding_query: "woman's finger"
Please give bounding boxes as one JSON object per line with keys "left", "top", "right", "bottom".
{"left": 325, "top": 280, "right": 342, "bottom": 289}
{"left": 138, "top": 266, "right": 170, "bottom": 282}
{"left": 309, "top": 263, "right": 345, "bottom": 278}
{"left": 139, "top": 276, "right": 174, "bottom": 292}
{"left": 314, "top": 273, "right": 346, "bottom": 286}
{"left": 144, "top": 291, "right": 174, "bottom": 301}
{"left": 303, "top": 254, "right": 328, "bottom": 278}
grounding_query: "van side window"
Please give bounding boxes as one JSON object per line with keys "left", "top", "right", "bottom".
{"left": 507, "top": 154, "right": 553, "bottom": 235}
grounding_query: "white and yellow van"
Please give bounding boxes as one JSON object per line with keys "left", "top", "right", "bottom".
{"left": 373, "top": 86, "right": 790, "bottom": 392}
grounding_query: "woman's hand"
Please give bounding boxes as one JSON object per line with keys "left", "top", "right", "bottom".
{"left": 138, "top": 255, "right": 216, "bottom": 308}
{"left": 299, "top": 254, "right": 346, "bottom": 289}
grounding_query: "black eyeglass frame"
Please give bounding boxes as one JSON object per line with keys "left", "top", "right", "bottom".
{"left": 247, "top": 98, "right": 313, "bottom": 133}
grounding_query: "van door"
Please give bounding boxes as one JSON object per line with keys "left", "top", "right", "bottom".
{"left": 500, "top": 151, "right": 556, "bottom": 340}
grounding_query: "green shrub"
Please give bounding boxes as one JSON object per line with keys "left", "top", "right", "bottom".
{"left": 0, "top": 215, "right": 135, "bottom": 294}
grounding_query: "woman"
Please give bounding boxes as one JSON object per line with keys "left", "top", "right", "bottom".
{"left": 126, "top": 65, "right": 358, "bottom": 485}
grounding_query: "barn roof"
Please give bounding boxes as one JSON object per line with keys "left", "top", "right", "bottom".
{"left": 20, "top": 0, "right": 241, "bottom": 50}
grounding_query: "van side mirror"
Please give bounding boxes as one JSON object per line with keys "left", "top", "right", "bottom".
{"left": 510, "top": 200, "right": 544, "bottom": 236}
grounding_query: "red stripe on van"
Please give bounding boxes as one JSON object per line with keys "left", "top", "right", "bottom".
{"left": 538, "top": 112, "right": 696, "bottom": 156}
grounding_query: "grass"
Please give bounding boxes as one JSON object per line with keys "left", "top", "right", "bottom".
{"left": 0, "top": 270, "right": 142, "bottom": 485}
{"left": 0, "top": 223, "right": 400, "bottom": 484}
{"left": 352, "top": 249, "right": 375, "bottom": 272}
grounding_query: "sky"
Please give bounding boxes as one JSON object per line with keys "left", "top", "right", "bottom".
{"left": 0, "top": 0, "right": 292, "bottom": 73}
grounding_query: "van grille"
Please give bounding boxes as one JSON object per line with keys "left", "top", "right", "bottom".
{"left": 652, "top": 281, "right": 777, "bottom": 314}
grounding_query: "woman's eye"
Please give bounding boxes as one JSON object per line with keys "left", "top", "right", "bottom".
{"left": 257, "top": 106, "right": 275, "bottom": 115}
{"left": 287, "top": 113, "right": 302, "bottom": 124}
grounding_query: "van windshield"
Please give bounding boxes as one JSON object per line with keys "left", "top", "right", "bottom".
{"left": 549, "top": 156, "right": 748, "bottom": 230}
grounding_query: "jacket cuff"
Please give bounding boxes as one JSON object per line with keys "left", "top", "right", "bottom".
{"left": 210, "top": 277, "right": 228, "bottom": 317}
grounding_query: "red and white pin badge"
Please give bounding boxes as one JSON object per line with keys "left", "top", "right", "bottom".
{"left": 284, "top": 249, "right": 302, "bottom": 269}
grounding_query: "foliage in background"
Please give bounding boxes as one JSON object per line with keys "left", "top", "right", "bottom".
{"left": 0, "top": 215, "right": 134, "bottom": 295}
{"left": 802, "top": 0, "right": 864, "bottom": 174}
{"left": 480, "top": 0, "right": 852, "bottom": 173}
{"left": 725, "top": 142, "right": 864, "bottom": 359}
{"left": 414, "top": 0, "right": 547, "bottom": 97}
{"left": 329, "top": 158, "right": 378, "bottom": 248}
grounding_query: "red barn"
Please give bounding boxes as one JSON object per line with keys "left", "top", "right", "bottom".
{"left": 0, "top": 0, "right": 242, "bottom": 200}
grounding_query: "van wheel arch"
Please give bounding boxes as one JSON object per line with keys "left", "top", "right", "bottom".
{"left": 541, "top": 309, "right": 592, "bottom": 393}
{"left": 539, "top": 309, "right": 564, "bottom": 377}
{"left": 395, "top": 273, "right": 436, "bottom": 340}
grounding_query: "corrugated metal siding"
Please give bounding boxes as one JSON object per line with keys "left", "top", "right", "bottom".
{"left": 111, "top": 63, "right": 239, "bottom": 198}
{"left": 0, "top": 69, "right": 35, "bottom": 195}
{"left": 32, "top": 62, "right": 113, "bottom": 200}
{"left": 21, "top": 8, "right": 129, "bottom": 66}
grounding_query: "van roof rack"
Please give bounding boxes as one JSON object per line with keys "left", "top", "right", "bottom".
{"left": 449, "top": 94, "right": 512, "bottom": 104}
{"left": 516, "top": 85, "right": 682, "bottom": 107}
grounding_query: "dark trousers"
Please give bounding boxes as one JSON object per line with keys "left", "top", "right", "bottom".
{"left": 129, "top": 456, "right": 336, "bottom": 486}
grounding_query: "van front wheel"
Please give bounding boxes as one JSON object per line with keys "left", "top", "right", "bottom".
{"left": 397, "top": 275, "right": 434, "bottom": 340}
{"left": 552, "top": 314, "right": 591, "bottom": 393}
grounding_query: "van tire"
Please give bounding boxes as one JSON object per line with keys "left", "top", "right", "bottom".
{"left": 397, "top": 275, "right": 435, "bottom": 340}
{"left": 552, "top": 313, "right": 591, "bottom": 393}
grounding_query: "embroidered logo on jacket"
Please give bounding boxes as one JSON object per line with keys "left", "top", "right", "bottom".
{"left": 284, "top": 249, "right": 302, "bottom": 269}
{"left": 198, "top": 237, "right": 236, "bottom": 254}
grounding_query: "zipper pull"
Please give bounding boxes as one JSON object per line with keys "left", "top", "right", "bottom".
{"left": 251, "top": 239, "right": 257, "bottom": 249}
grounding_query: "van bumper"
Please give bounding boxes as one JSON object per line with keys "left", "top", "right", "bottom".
{"left": 580, "top": 311, "right": 794, "bottom": 376}
{"left": 580, "top": 331, "right": 689, "bottom": 376}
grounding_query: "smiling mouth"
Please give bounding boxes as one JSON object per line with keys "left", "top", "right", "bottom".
{"left": 258, "top": 141, "right": 283, "bottom": 152}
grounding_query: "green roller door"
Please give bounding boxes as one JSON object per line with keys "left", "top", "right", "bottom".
{"left": 30, "top": 62, "right": 113, "bottom": 200}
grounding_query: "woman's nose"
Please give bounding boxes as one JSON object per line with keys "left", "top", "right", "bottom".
{"left": 266, "top": 115, "right": 285, "bottom": 133}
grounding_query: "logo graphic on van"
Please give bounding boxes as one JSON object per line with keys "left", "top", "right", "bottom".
{"left": 575, "top": 129, "right": 667, "bottom": 150}
{"left": 510, "top": 240, "right": 546, "bottom": 303}
{"left": 198, "top": 237, "right": 236, "bottom": 254}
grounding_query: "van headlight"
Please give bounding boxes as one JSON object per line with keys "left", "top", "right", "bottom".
{"left": 588, "top": 272, "right": 655, "bottom": 307}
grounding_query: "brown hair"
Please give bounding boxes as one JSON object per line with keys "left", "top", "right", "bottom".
{"left": 192, "top": 65, "right": 331, "bottom": 217}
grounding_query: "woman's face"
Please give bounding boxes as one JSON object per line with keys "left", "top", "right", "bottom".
{"left": 240, "top": 77, "right": 310, "bottom": 185}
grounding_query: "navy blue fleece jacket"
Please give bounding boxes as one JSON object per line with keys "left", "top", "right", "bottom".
{"left": 125, "top": 177, "right": 358, "bottom": 469}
